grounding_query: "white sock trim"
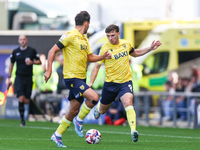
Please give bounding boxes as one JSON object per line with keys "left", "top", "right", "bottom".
{"left": 76, "top": 116, "right": 83, "bottom": 122}
{"left": 83, "top": 101, "right": 91, "bottom": 110}
{"left": 55, "top": 131, "right": 62, "bottom": 137}
{"left": 62, "top": 116, "right": 72, "bottom": 124}
{"left": 125, "top": 106, "right": 134, "bottom": 111}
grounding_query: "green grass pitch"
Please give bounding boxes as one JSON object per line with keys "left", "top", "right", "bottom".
{"left": 0, "top": 119, "right": 199, "bottom": 150}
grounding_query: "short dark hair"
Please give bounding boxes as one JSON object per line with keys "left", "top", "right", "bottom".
{"left": 75, "top": 11, "right": 90, "bottom": 25}
{"left": 105, "top": 24, "right": 119, "bottom": 33}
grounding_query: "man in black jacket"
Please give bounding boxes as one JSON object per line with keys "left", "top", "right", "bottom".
{"left": 7, "top": 35, "right": 41, "bottom": 126}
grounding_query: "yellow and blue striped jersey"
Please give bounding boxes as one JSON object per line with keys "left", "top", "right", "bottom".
{"left": 98, "top": 39, "right": 133, "bottom": 83}
{"left": 59, "top": 28, "right": 92, "bottom": 79}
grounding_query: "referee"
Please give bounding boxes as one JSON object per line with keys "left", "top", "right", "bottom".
{"left": 7, "top": 35, "right": 41, "bottom": 126}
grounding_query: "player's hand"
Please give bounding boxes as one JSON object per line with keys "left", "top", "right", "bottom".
{"left": 6, "top": 78, "right": 12, "bottom": 87}
{"left": 25, "top": 57, "right": 33, "bottom": 65}
{"left": 88, "top": 83, "right": 93, "bottom": 88}
{"left": 104, "top": 51, "right": 112, "bottom": 59}
{"left": 44, "top": 71, "right": 51, "bottom": 83}
{"left": 150, "top": 40, "right": 162, "bottom": 51}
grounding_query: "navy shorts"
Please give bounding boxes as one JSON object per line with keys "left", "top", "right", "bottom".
{"left": 101, "top": 80, "right": 133, "bottom": 105}
{"left": 14, "top": 76, "right": 33, "bottom": 99}
{"left": 64, "top": 78, "right": 89, "bottom": 103}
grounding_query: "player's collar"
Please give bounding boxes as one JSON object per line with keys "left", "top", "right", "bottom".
{"left": 74, "top": 28, "right": 85, "bottom": 37}
{"left": 20, "top": 46, "right": 27, "bottom": 50}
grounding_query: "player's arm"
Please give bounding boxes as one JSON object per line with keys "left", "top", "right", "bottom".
{"left": 88, "top": 62, "right": 102, "bottom": 88}
{"left": 130, "top": 40, "right": 161, "bottom": 57}
{"left": 33, "top": 59, "right": 41, "bottom": 65}
{"left": 44, "top": 44, "right": 61, "bottom": 82}
{"left": 87, "top": 51, "right": 111, "bottom": 62}
{"left": 7, "top": 62, "right": 14, "bottom": 85}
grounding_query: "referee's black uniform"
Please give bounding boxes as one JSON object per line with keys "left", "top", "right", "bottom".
{"left": 10, "top": 46, "right": 40, "bottom": 125}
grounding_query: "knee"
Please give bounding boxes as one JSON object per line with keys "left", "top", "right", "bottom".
{"left": 24, "top": 98, "right": 30, "bottom": 104}
{"left": 90, "top": 94, "right": 99, "bottom": 106}
{"left": 18, "top": 96, "right": 25, "bottom": 103}
{"left": 92, "top": 93, "right": 99, "bottom": 102}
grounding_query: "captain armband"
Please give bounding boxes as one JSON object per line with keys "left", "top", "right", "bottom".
{"left": 129, "top": 47, "right": 134, "bottom": 54}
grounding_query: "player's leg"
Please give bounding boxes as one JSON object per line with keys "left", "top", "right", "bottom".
{"left": 94, "top": 82, "right": 117, "bottom": 119}
{"left": 51, "top": 99, "right": 81, "bottom": 147}
{"left": 73, "top": 88, "right": 99, "bottom": 137}
{"left": 96, "top": 102, "right": 112, "bottom": 115}
{"left": 15, "top": 77, "right": 24, "bottom": 126}
{"left": 119, "top": 81, "right": 139, "bottom": 143}
{"left": 80, "top": 87, "right": 99, "bottom": 118}
{"left": 120, "top": 93, "right": 139, "bottom": 142}
{"left": 18, "top": 95, "right": 26, "bottom": 126}
{"left": 15, "top": 76, "right": 32, "bottom": 126}
{"left": 63, "top": 78, "right": 95, "bottom": 137}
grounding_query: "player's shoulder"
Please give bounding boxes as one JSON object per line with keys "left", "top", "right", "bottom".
{"left": 12, "top": 47, "right": 20, "bottom": 53}
{"left": 27, "top": 46, "right": 36, "bottom": 51}
{"left": 120, "top": 39, "right": 130, "bottom": 44}
{"left": 59, "top": 30, "right": 74, "bottom": 42}
{"left": 101, "top": 41, "right": 110, "bottom": 48}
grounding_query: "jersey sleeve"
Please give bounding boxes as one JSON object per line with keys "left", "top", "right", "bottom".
{"left": 128, "top": 42, "right": 134, "bottom": 54}
{"left": 58, "top": 32, "right": 73, "bottom": 47}
{"left": 97, "top": 47, "right": 105, "bottom": 65}
{"left": 10, "top": 50, "right": 15, "bottom": 63}
{"left": 33, "top": 49, "right": 40, "bottom": 60}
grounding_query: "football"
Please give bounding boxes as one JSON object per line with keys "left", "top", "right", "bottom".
{"left": 85, "top": 129, "right": 101, "bottom": 144}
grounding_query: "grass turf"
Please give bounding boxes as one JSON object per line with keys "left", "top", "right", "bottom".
{"left": 0, "top": 119, "right": 199, "bottom": 150}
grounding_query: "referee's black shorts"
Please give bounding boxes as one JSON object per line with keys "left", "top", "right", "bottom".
{"left": 14, "top": 76, "right": 33, "bottom": 99}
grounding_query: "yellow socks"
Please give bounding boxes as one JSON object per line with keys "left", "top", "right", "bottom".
{"left": 78, "top": 101, "right": 91, "bottom": 120}
{"left": 56, "top": 116, "right": 71, "bottom": 135}
{"left": 125, "top": 106, "right": 136, "bottom": 130}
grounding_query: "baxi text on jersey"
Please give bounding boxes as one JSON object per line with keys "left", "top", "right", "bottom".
{"left": 114, "top": 51, "right": 128, "bottom": 60}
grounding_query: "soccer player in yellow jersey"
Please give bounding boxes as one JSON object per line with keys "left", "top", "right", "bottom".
{"left": 44, "top": 11, "right": 111, "bottom": 148}
{"left": 89, "top": 24, "right": 161, "bottom": 143}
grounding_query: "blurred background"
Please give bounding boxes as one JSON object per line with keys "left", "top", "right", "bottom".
{"left": 1, "top": 0, "right": 200, "bottom": 128}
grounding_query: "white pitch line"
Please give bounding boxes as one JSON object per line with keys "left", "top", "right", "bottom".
{"left": 0, "top": 137, "right": 199, "bottom": 143}
{"left": 0, "top": 124, "right": 200, "bottom": 140}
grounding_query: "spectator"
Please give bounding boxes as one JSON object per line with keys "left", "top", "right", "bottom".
{"left": 190, "top": 75, "right": 200, "bottom": 116}
{"left": 162, "top": 80, "right": 175, "bottom": 121}
{"left": 175, "top": 77, "right": 189, "bottom": 121}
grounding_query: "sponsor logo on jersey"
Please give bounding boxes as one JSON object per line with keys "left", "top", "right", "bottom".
{"left": 80, "top": 44, "right": 88, "bottom": 50}
{"left": 122, "top": 44, "right": 126, "bottom": 48}
{"left": 60, "top": 34, "right": 68, "bottom": 42}
{"left": 114, "top": 51, "right": 128, "bottom": 60}
{"left": 16, "top": 52, "right": 20, "bottom": 56}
